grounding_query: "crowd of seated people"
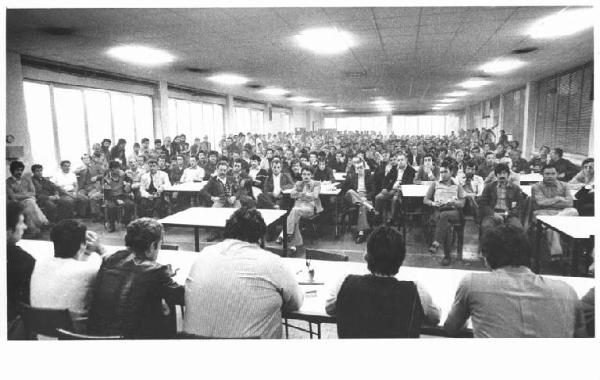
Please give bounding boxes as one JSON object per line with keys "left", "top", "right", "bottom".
{"left": 6, "top": 129, "right": 594, "bottom": 268}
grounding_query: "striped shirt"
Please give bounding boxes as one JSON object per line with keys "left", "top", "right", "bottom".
{"left": 183, "top": 239, "right": 303, "bottom": 339}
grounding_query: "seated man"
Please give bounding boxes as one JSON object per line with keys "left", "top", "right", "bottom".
{"left": 373, "top": 154, "right": 398, "bottom": 222}
{"left": 279, "top": 167, "right": 322, "bottom": 253}
{"left": 257, "top": 158, "right": 294, "bottom": 210}
{"left": 102, "top": 160, "right": 135, "bottom": 232}
{"left": 247, "top": 154, "right": 269, "bottom": 190}
{"left": 528, "top": 145, "right": 550, "bottom": 173}
{"left": 6, "top": 160, "right": 48, "bottom": 236}
{"left": 29, "top": 220, "right": 106, "bottom": 333}
{"left": 325, "top": 226, "right": 440, "bottom": 338}
{"left": 483, "top": 156, "right": 520, "bottom": 187}
{"left": 532, "top": 163, "right": 579, "bottom": 259}
{"left": 52, "top": 160, "right": 90, "bottom": 218}
{"left": 457, "top": 160, "right": 484, "bottom": 221}
{"left": 444, "top": 224, "right": 587, "bottom": 338}
{"left": 75, "top": 154, "right": 104, "bottom": 220}
{"left": 389, "top": 153, "right": 417, "bottom": 225}
{"left": 168, "top": 155, "right": 187, "bottom": 185}
{"left": 550, "top": 147, "right": 580, "bottom": 182}
{"left": 423, "top": 162, "right": 465, "bottom": 266}
{"left": 180, "top": 156, "right": 207, "bottom": 207}
{"left": 340, "top": 156, "right": 378, "bottom": 244}
{"left": 90, "top": 143, "right": 108, "bottom": 171}
{"left": 31, "top": 164, "right": 74, "bottom": 222}
{"left": 312, "top": 158, "right": 335, "bottom": 182}
{"left": 476, "top": 151, "right": 496, "bottom": 179}
{"left": 6, "top": 202, "right": 35, "bottom": 339}
{"left": 414, "top": 154, "right": 439, "bottom": 184}
{"left": 88, "top": 218, "right": 184, "bottom": 339}
{"left": 204, "top": 160, "right": 240, "bottom": 208}
{"left": 183, "top": 208, "right": 303, "bottom": 339}
{"left": 140, "top": 159, "right": 171, "bottom": 218}
{"left": 479, "top": 163, "right": 524, "bottom": 235}
{"left": 569, "top": 158, "right": 594, "bottom": 216}
{"left": 230, "top": 159, "right": 254, "bottom": 208}
{"left": 509, "top": 149, "right": 531, "bottom": 174}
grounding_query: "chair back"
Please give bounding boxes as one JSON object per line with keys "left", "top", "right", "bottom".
{"left": 20, "top": 304, "right": 73, "bottom": 340}
{"left": 56, "top": 328, "right": 123, "bottom": 340}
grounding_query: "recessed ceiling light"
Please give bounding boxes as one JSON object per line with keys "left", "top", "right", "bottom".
{"left": 439, "top": 98, "right": 456, "bottom": 103}
{"left": 324, "top": 106, "right": 336, "bottom": 110}
{"left": 459, "top": 79, "right": 491, "bottom": 89}
{"left": 446, "top": 91, "right": 469, "bottom": 97}
{"left": 311, "top": 102, "right": 325, "bottom": 107}
{"left": 527, "top": 8, "right": 594, "bottom": 39}
{"left": 207, "top": 73, "right": 249, "bottom": 85}
{"left": 333, "top": 109, "right": 347, "bottom": 113}
{"left": 107, "top": 45, "right": 174, "bottom": 66}
{"left": 371, "top": 99, "right": 390, "bottom": 105}
{"left": 257, "top": 87, "right": 289, "bottom": 96}
{"left": 480, "top": 58, "right": 526, "bottom": 74}
{"left": 295, "top": 27, "right": 354, "bottom": 54}
{"left": 289, "top": 96, "right": 310, "bottom": 102}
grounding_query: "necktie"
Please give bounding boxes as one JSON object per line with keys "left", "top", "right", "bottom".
{"left": 148, "top": 173, "right": 157, "bottom": 194}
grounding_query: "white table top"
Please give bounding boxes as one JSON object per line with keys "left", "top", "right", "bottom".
{"left": 401, "top": 184, "right": 430, "bottom": 198}
{"left": 158, "top": 207, "right": 287, "bottom": 228}
{"left": 520, "top": 185, "right": 576, "bottom": 198}
{"left": 519, "top": 173, "right": 543, "bottom": 183}
{"left": 18, "top": 239, "right": 594, "bottom": 331}
{"left": 333, "top": 172, "right": 346, "bottom": 182}
{"left": 536, "top": 215, "right": 598, "bottom": 239}
{"left": 163, "top": 181, "right": 207, "bottom": 192}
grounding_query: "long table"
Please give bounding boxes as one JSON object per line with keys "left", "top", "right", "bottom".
{"left": 534, "top": 215, "right": 596, "bottom": 276}
{"left": 17, "top": 239, "right": 594, "bottom": 339}
{"left": 162, "top": 181, "right": 207, "bottom": 193}
{"left": 519, "top": 173, "right": 543, "bottom": 184}
{"left": 158, "top": 207, "right": 288, "bottom": 253}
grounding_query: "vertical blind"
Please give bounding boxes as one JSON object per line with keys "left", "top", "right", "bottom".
{"left": 168, "top": 98, "right": 224, "bottom": 151}
{"left": 23, "top": 80, "right": 154, "bottom": 174}
{"left": 534, "top": 62, "right": 593, "bottom": 154}
{"left": 502, "top": 87, "right": 525, "bottom": 136}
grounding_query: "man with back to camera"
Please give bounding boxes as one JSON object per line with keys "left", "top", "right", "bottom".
{"left": 531, "top": 163, "right": 579, "bottom": 261}
{"left": 183, "top": 207, "right": 303, "bottom": 339}
{"left": 444, "top": 224, "right": 587, "bottom": 338}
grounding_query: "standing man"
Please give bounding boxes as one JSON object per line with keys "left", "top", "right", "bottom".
{"left": 140, "top": 159, "right": 171, "bottom": 218}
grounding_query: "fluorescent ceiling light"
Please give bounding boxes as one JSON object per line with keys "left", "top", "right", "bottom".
{"left": 446, "top": 91, "right": 469, "bottom": 97}
{"left": 333, "top": 109, "right": 347, "bottom": 113}
{"left": 289, "top": 96, "right": 310, "bottom": 102}
{"left": 439, "top": 98, "right": 456, "bottom": 103}
{"left": 480, "top": 58, "right": 526, "bottom": 74}
{"left": 295, "top": 27, "right": 354, "bottom": 54}
{"left": 311, "top": 102, "right": 325, "bottom": 107}
{"left": 207, "top": 73, "right": 249, "bottom": 85}
{"left": 107, "top": 45, "right": 174, "bottom": 66}
{"left": 258, "top": 87, "right": 289, "bottom": 96}
{"left": 433, "top": 104, "right": 449, "bottom": 108}
{"left": 459, "top": 79, "right": 491, "bottom": 89}
{"left": 324, "top": 106, "right": 336, "bottom": 110}
{"left": 371, "top": 99, "right": 391, "bottom": 105}
{"left": 527, "top": 8, "right": 594, "bottom": 39}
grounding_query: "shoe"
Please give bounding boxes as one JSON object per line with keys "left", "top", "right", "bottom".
{"left": 355, "top": 234, "right": 366, "bottom": 244}
{"left": 441, "top": 256, "right": 451, "bottom": 266}
{"left": 428, "top": 241, "right": 440, "bottom": 255}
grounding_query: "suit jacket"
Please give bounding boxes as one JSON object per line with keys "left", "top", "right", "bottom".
{"left": 204, "top": 175, "right": 239, "bottom": 198}
{"left": 396, "top": 165, "right": 417, "bottom": 185}
{"left": 262, "top": 172, "right": 295, "bottom": 194}
{"left": 313, "top": 167, "right": 335, "bottom": 182}
{"left": 340, "top": 170, "right": 375, "bottom": 200}
{"left": 479, "top": 181, "right": 524, "bottom": 219}
{"left": 380, "top": 165, "right": 399, "bottom": 191}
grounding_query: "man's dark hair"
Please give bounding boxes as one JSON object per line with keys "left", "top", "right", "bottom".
{"left": 494, "top": 163, "right": 510, "bottom": 176}
{"left": 365, "top": 226, "right": 406, "bottom": 275}
{"left": 141, "top": 138, "right": 149, "bottom": 144}
{"left": 109, "top": 160, "right": 121, "bottom": 170}
{"left": 217, "top": 160, "right": 229, "bottom": 168}
{"left": 223, "top": 207, "right": 267, "bottom": 244}
{"left": 118, "top": 138, "right": 126, "bottom": 145}
{"left": 485, "top": 151, "right": 495, "bottom": 158}
{"left": 60, "top": 160, "right": 71, "bottom": 167}
{"left": 541, "top": 163, "right": 558, "bottom": 173}
{"left": 465, "top": 160, "right": 477, "bottom": 169}
{"left": 102, "top": 138, "right": 111, "bottom": 144}
{"left": 423, "top": 153, "right": 434, "bottom": 161}
{"left": 271, "top": 158, "right": 282, "bottom": 167}
{"left": 31, "top": 164, "right": 43, "bottom": 172}
{"left": 250, "top": 154, "right": 261, "bottom": 162}
{"left": 154, "top": 139, "right": 162, "bottom": 144}
{"left": 553, "top": 148, "right": 564, "bottom": 158}
{"left": 6, "top": 201, "right": 24, "bottom": 231}
{"left": 50, "top": 220, "right": 87, "bottom": 258}
{"left": 582, "top": 158, "right": 594, "bottom": 167}
{"left": 125, "top": 218, "right": 164, "bottom": 257}
{"left": 471, "top": 146, "right": 481, "bottom": 153}
{"left": 233, "top": 158, "right": 244, "bottom": 166}
{"left": 133, "top": 142, "right": 140, "bottom": 148}
{"left": 9, "top": 160, "right": 25, "bottom": 174}
{"left": 481, "top": 224, "right": 531, "bottom": 269}
{"left": 208, "top": 150, "right": 219, "bottom": 158}
{"left": 147, "top": 158, "right": 158, "bottom": 165}
{"left": 301, "top": 166, "right": 313, "bottom": 175}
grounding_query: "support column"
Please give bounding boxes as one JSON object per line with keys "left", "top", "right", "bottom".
{"left": 153, "top": 80, "right": 169, "bottom": 140}
{"left": 386, "top": 114, "right": 393, "bottom": 135}
{"left": 6, "top": 52, "right": 33, "bottom": 170}
{"left": 264, "top": 102, "right": 272, "bottom": 134}
{"left": 522, "top": 81, "right": 538, "bottom": 158}
{"left": 223, "top": 94, "right": 235, "bottom": 139}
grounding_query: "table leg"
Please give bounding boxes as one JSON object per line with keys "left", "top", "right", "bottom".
{"left": 534, "top": 220, "right": 542, "bottom": 273}
{"left": 309, "top": 322, "right": 313, "bottom": 339}
{"left": 282, "top": 214, "right": 288, "bottom": 257}
{"left": 194, "top": 227, "right": 199, "bottom": 252}
{"left": 317, "top": 323, "right": 321, "bottom": 339}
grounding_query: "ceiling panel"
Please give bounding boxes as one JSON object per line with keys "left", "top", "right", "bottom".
{"left": 7, "top": 6, "right": 594, "bottom": 112}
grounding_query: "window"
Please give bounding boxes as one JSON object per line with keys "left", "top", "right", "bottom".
{"left": 271, "top": 110, "right": 291, "bottom": 133}
{"left": 327, "top": 116, "right": 387, "bottom": 133}
{"left": 233, "top": 107, "right": 264, "bottom": 135}
{"left": 22, "top": 80, "right": 155, "bottom": 173}
{"left": 168, "top": 98, "right": 224, "bottom": 150}
{"left": 392, "top": 115, "right": 459, "bottom": 136}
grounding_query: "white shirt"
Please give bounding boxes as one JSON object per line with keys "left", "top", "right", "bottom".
{"left": 357, "top": 174, "right": 366, "bottom": 193}
{"left": 30, "top": 255, "right": 102, "bottom": 318}
{"left": 180, "top": 166, "right": 206, "bottom": 183}
{"left": 140, "top": 170, "right": 171, "bottom": 198}
{"left": 272, "top": 173, "right": 281, "bottom": 194}
{"left": 52, "top": 171, "right": 78, "bottom": 193}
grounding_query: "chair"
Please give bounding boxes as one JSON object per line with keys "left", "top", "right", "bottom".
{"left": 56, "top": 328, "right": 123, "bottom": 340}
{"left": 20, "top": 304, "right": 73, "bottom": 340}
